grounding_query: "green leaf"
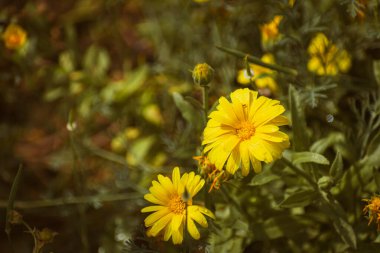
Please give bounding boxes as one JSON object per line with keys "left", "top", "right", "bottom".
{"left": 279, "top": 189, "right": 318, "bottom": 208}
{"left": 365, "top": 144, "right": 380, "bottom": 167}
{"left": 310, "top": 132, "right": 345, "bottom": 154}
{"left": 5, "top": 165, "right": 23, "bottom": 237}
{"left": 289, "top": 86, "right": 309, "bottom": 151}
{"left": 318, "top": 191, "right": 357, "bottom": 249}
{"left": 250, "top": 170, "right": 280, "bottom": 186}
{"left": 83, "top": 45, "right": 110, "bottom": 77}
{"left": 264, "top": 215, "right": 311, "bottom": 239}
{"left": 330, "top": 152, "right": 343, "bottom": 181}
{"left": 172, "top": 92, "right": 199, "bottom": 127}
{"left": 333, "top": 217, "right": 357, "bottom": 249}
{"left": 101, "top": 66, "right": 148, "bottom": 103}
{"left": 292, "top": 152, "right": 330, "bottom": 165}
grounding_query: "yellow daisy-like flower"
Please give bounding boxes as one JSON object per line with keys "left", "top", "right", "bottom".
{"left": 260, "top": 15, "right": 283, "bottom": 48}
{"left": 141, "top": 167, "right": 215, "bottom": 244}
{"left": 307, "top": 33, "right": 351, "bottom": 76}
{"left": 2, "top": 24, "right": 27, "bottom": 50}
{"left": 202, "top": 88, "right": 289, "bottom": 175}
{"left": 236, "top": 54, "right": 278, "bottom": 94}
{"left": 363, "top": 196, "right": 380, "bottom": 230}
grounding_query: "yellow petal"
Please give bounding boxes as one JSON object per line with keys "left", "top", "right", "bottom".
{"left": 144, "top": 193, "right": 165, "bottom": 205}
{"left": 256, "top": 125, "right": 279, "bottom": 133}
{"left": 172, "top": 167, "right": 181, "bottom": 192}
{"left": 188, "top": 206, "right": 208, "bottom": 227}
{"left": 141, "top": 205, "right": 165, "bottom": 213}
{"left": 226, "top": 146, "right": 241, "bottom": 174}
{"left": 187, "top": 217, "right": 200, "bottom": 240}
{"left": 239, "top": 141, "right": 250, "bottom": 176}
{"left": 144, "top": 207, "right": 171, "bottom": 227}
{"left": 171, "top": 214, "right": 184, "bottom": 231}
{"left": 172, "top": 223, "right": 184, "bottom": 244}
{"left": 149, "top": 212, "right": 173, "bottom": 236}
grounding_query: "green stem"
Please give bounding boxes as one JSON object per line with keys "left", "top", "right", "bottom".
{"left": 0, "top": 193, "right": 141, "bottom": 209}
{"left": 216, "top": 45, "right": 298, "bottom": 76}
{"left": 280, "top": 157, "right": 318, "bottom": 190}
{"left": 202, "top": 85, "right": 209, "bottom": 125}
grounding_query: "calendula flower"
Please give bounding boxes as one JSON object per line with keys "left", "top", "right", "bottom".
{"left": 2, "top": 24, "right": 27, "bottom": 50}
{"left": 260, "top": 16, "right": 283, "bottom": 48}
{"left": 363, "top": 196, "right": 380, "bottom": 230}
{"left": 307, "top": 33, "right": 351, "bottom": 76}
{"left": 141, "top": 167, "right": 215, "bottom": 244}
{"left": 202, "top": 88, "right": 289, "bottom": 175}
{"left": 236, "top": 54, "right": 278, "bottom": 94}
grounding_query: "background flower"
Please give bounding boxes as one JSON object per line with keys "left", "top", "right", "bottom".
{"left": 307, "top": 33, "right": 351, "bottom": 76}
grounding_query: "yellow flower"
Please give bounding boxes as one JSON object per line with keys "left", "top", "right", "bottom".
{"left": 202, "top": 88, "right": 289, "bottom": 175}
{"left": 141, "top": 167, "right": 215, "bottom": 244}
{"left": 2, "top": 24, "right": 27, "bottom": 50}
{"left": 260, "top": 16, "right": 283, "bottom": 47}
{"left": 236, "top": 54, "right": 278, "bottom": 93}
{"left": 307, "top": 33, "right": 351, "bottom": 76}
{"left": 363, "top": 196, "right": 380, "bottom": 230}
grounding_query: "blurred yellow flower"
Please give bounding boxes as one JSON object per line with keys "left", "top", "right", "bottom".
{"left": 141, "top": 167, "right": 215, "bottom": 244}
{"left": 307, "top": 33, "right": 351, "bottom": 76}
{"left": 236, "top": 54, "right": 278, "bottom": 93}
{"left": 363, "top": 196, "right": 380, "bottom": 230}
{"left": 260, "top": 16, "right": 283, "bottom": 47}
{"left": 143, "top": 104, "right": 163, "bottom": 126}
{"left": 202, "top": 88, "right": 289, "bottom": 176}
{"left": 193, "top": 0, "right": 210, "bottom": 3}
{"left": 2, "top": 24, "right": 27, "bottom": 50}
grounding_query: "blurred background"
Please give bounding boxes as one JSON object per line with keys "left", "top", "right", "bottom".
{"left": 1, "top": 0, "right": 380, "bottom": 252}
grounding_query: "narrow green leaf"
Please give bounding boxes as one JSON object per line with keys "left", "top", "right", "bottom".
{"left": 250, "top": 171, "right": 280, "bottom": 186}
{"left": 216, "top": 45, "right": 298, "bottom": 76}
{"left": 172, "top": 92, "right": 199, "bottom": 126}
{"left": 310, "top": 132, "right": 345, "bottom": 154}
{"left": 292, "top": 152, "right": 330, "bottom": 165}
{"left": 279, "top": 189, "right": 318, "bottom": 208}
{"left": 5, "top": 164, "right": 23, "bottom": 237}
{"left": 289, "top": 86, "right": 309, "bottom": 151}
{"left": 333, "top": 217, "right": 357, "bottom": 249}
{"left": 330, "top": 152, "right": 343, "bottom": 181}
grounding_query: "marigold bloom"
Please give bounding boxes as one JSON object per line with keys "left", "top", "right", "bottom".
{"left": 141, "top": 167, "right": 215, "bottom": 244}
{"left": 363, "top": 196, "right": 380, "bottom": 230}
{"left": 236, "top": 54, "right": 278, "bottom": 94}
{"left": 2, "top": 24, "right": 27, "bottom": 50}
{"left": 260, "top": 16, "right": 283, "bottom": 47}
{"left": 307, "top": 33, "right": 351, "bottom": 76}
{"left": 202, "top": 88, "right": 289, "bottom": 175}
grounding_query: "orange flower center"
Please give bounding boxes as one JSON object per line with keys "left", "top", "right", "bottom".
{"left": 236, "top": 121, "right": 255, "bottom": 140}
{"left": 168, "top": 195, "right": 186, "bottom": 214}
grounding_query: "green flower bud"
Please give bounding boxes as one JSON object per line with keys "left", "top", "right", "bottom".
{"left": 318, "top": 176, "right": 334, "bottom": 190}
{"left": 192, "top": 63, "right": 214, "bottom": 87}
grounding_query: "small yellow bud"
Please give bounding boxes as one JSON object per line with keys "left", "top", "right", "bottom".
{"left": 8, "top": 210, "right": 23, "bottom": 224}
{"left": 192, "top": 63, "right": 214, "bottom": 87}
{"left": 36, "top": 227, "right": 58, "bottom": 243}
{"left": 2, "top": 24, "right": 27, "bottom": 50}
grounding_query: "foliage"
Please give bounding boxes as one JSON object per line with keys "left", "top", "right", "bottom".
{"left": 1, "top": 0, "right": 380, "bottom": 252}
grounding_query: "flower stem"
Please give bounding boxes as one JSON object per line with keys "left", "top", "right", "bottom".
{"left": 202, "top": 85, "right": 209, "bottom": 125}
{"left": 216, "top": 45, "right": 298, "bottom": 76}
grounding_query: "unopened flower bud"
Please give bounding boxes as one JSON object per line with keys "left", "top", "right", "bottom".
{"left": 8, "top": 210, "right": 23, "bottom": 224}
{"left": 192, "top": 63, "right": 214, "bottom": 87}
{"left": 318, "top": 176, "right": 334, "bottom": 190}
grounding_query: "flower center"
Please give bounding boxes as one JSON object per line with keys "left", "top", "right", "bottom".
{"left": 236, "top": 121, "right": 255, "bottom": 140}
{"left": 168, "top": 195, "right": 186, "bottom": 214}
